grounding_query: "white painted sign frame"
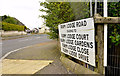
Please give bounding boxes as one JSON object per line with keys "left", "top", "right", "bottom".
{"left": 58, "top": 18, "right": 96, "bottom": 66}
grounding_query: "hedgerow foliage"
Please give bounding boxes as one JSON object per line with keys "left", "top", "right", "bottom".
{"left": 108, "top": 2, "right": 120, "bottom": 45}
{"left": 0, "top": 15, "right": 26, "bottom": 31}
{"left": 2, "top": 15, "right": 18, "bottom": 25}
{"left": 1, "top": 22, "right": 24, "bottom": 31}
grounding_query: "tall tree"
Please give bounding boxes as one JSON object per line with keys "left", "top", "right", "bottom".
{"left": 39, "top": 2, "right": 75, "bottom": 39}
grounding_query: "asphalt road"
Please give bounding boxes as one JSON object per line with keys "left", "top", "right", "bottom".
{"left": 1, "top": 34, "right": 53, "bottom": 58}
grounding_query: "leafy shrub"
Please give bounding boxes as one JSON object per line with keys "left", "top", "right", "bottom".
{"left": 1, "top": 22, "right": 24, "bottom": 31}
{"left": 108, "top": 2, "right": 120, "bottom": 45}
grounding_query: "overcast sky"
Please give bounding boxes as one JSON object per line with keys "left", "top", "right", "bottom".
{"left": 0, "top": 0, "right": 46, "bottom": 29}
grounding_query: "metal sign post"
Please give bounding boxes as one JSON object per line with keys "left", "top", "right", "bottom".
{"left": 90, "top": 0, "right": 93, "bottom": 17}
{"left": 104, "top": 0, "right": 107, "bottom": 66}
{"left": 94, "top": 0, "right": 97, "bottom": 14}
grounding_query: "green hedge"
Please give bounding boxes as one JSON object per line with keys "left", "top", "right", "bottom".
{"left": 0, "top": 22, "right": 24, "bottom": 31}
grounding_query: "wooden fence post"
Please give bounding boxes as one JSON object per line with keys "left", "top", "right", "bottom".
{"left": 94, "top": 14, "right": 105, "bottom": 74}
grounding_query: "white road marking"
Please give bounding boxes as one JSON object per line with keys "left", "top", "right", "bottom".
{"left": 0, "top": 45, "right": 33, "bottom": 75}
{"left": 1, "top": 36, "right": 43, "bottom": 61}
{"left": 0, "top": 45, "right": 32, "bottom": 62}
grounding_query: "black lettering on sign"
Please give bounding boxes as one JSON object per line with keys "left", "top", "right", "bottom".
{"left": 67, "top": 29, "right": 77, "bottom": 33}
{"left": 60, "top": 38, "right": 65, "bottom": 43}
{"left": 61, "top": 34, "right": 66, "bottom": 38}
{"left": 62, "top": 43, "right": 67, "bottom": 48}
{"left": 76, "top": 34, "right": 89, "bottom": 40}
{"left": 75, "top": 40, "right": 93, "bottom": 49}
{"left": 66, "top": 39, "right": 74, "bottom": 45}
{"left": 77, "top": 47, "right": 89, "bottom": 55}
{"left": 67, "top": 22, "right": 75, "bottom": 28}
{"left": 78, "top": 53, "right": 89, "bottom": 62}
{"left": 84, "top": 42, "right": 93, "bottom": 49}
{"left": 76, "top": 20, "right": 87, "bottom": 27}
{"left": 90, "top": 42, "right": 93, "bottom": 48}
{"left": 67, "top": 34, "right": 75, "bottom": 39}
{"left": 63, "top": 48, "right": 68, "bottom": 53}
{"left": 84, "top": 20, "right": 87, "bottom": 26}
{"left": 67, "top": 29, "right": 74, "bottom": 33}
{"left": 69, "top": 51, "right": 77, "bottom": 58}
{"left": 68, "top": 45, "right": 76, "bottom": 51}
{"left": 61, "top": 24, "right": 66, "bottom": 29}
{"left": 74, "top": 29, "right": 77, "bottom": 32}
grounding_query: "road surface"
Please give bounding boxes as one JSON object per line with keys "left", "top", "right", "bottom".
{"left": 1, "top": 34, "right": 52, "bottom": 58}
{"left": 1, "top": 40, "right": 71, "bottom": 74}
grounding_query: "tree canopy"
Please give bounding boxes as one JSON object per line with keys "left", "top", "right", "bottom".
{"left": 2, "top": 15, "right": 18, "bottom": 24}
{"left": 39, "top": 2, "right": 75, "bottom": 39}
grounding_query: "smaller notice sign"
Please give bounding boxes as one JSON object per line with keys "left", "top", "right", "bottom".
{"left": 58, "top": 18, "right": 95, "bottom": 66}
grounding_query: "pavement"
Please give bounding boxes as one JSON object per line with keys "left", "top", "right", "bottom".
{"left": 2, "top": 34, "right": 30, "bottom": 40}
{"left": 1, "top": 40, "right": 72, "bottom": 75}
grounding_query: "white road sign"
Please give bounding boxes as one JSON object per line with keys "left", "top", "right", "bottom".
{"left": 58, "top": 18, "right": 96, "bottom": 66}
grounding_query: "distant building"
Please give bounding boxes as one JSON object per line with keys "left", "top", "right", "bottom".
{"left": 32, "top": 28, "right": 39, "bottom": 33}
{"left": 25, "top": 28, "right": 32, "bottom": 33}
{"left": 38, "top": 26, "right": 50, "bottom": 34}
